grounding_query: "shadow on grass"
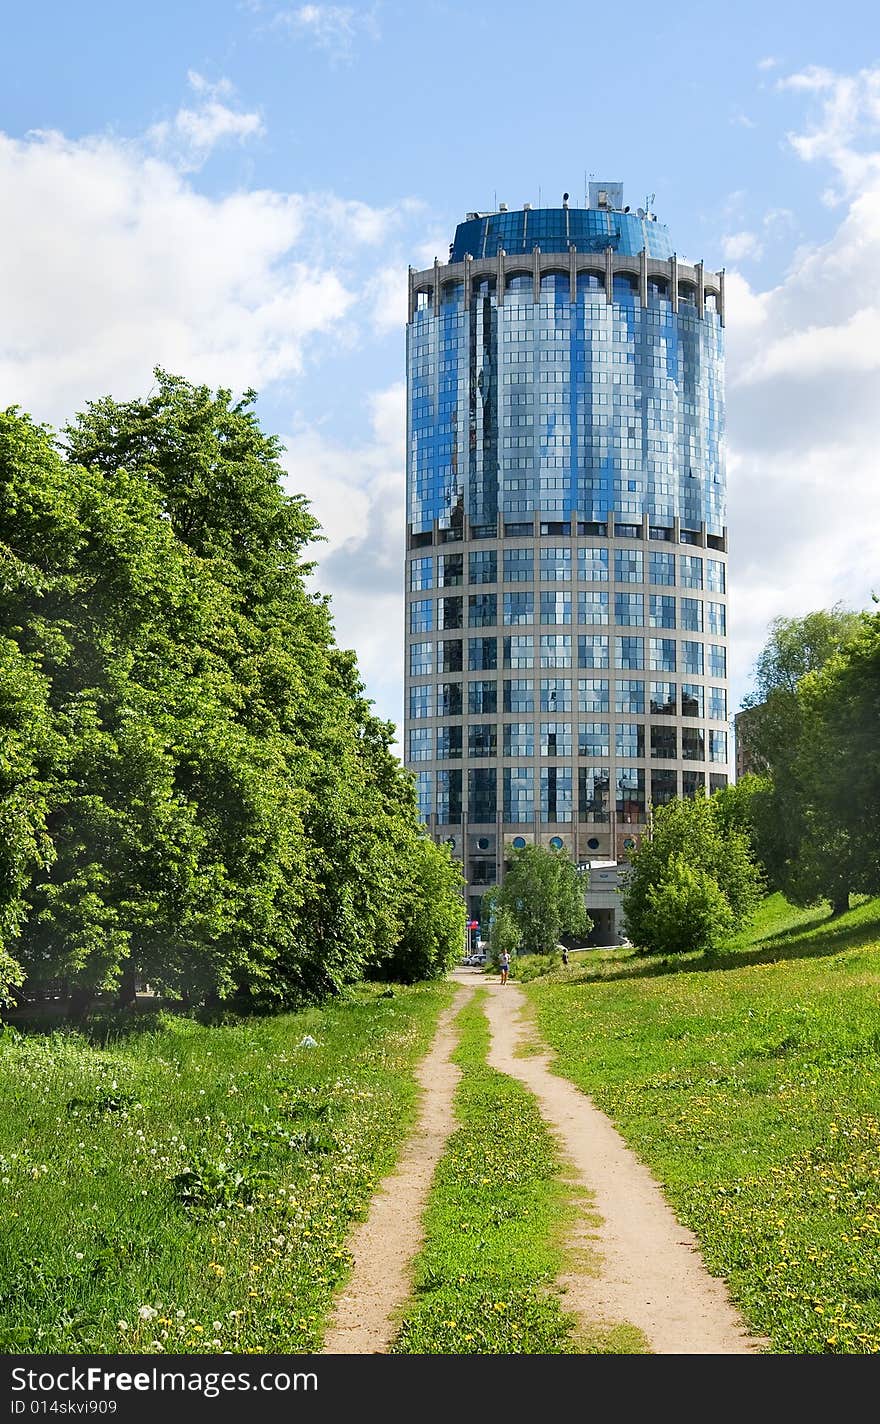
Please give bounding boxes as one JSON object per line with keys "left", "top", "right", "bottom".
{"left": 546, "top": 903, "right": 880, "bottom": 990}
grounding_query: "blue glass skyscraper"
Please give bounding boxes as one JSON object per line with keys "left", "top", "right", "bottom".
{"left": 403, "top": 185, "right": 729, "bottom": 927}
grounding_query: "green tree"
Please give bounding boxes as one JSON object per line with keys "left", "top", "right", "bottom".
{"left": 492, "top": 845, "right": 591, "bottom": 956}
{"left": 487, "top": 905, "right": 522, "bottom": 970}
{"left": 1, "top": 373, "right": 465, "bottom": 1012}
{"left": 623, "top": 793, "right": 762, "bottom": 954}
{"left": 739, "top": 605, "right": 865, "bottom": 913}
{"left": 642, "top": 856, "right": 735, "bottom": 955}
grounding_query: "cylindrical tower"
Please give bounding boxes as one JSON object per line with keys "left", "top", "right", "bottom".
{"left": 403, "top": 186, "right": 729, "bottom": 928}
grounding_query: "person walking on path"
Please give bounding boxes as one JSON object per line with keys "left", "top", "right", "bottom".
{"left": 499, "top": 949, "right": 510, "bottom": 984}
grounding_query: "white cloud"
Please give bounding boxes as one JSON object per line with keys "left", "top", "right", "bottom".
{"left": 758, "top": 57, "right": 778, "bottom": 71}
{"left": 725, "top": 68, "right": 880, "bottom": 707}
{"left": 721, "top": 229, "right": 764, "bottom": 262}
{"left": 147, "top": 71, "right": 264, "bottom": 170}
{"left": 274, "top": 4, "right": 379, "bottom": 63}
{"left": 279, "top": 383, "right": 406, "bottom": 731}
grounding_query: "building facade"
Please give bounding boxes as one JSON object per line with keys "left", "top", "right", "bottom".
{"left": 403, "top": 185, "right": 729, "bottom": 927}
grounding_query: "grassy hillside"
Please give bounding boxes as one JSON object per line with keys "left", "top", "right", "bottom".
{"left": 525, "top": 893, "right": 880, "bottom": 1353}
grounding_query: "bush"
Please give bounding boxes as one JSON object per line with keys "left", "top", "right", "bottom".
{"left": 642, "top": 857, "right": 735, "bottom": 955}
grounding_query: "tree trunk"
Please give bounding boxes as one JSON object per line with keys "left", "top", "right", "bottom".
{"left": 831, "top": 891, "right": 850, "bottom": 917}
{"left": 116, "top": 962, "right": 138, "bottom": 1010}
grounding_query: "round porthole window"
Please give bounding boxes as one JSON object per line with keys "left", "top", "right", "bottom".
{"left": 512, "top": 836, "right": 527, "bottom": 849}
{"left": 549, "top": 836, "right": 564, "bottom": 850}
{"left": 477, "top": 836, "right": 490, "bottom": 851}
{"left": 623, "top": 837, "right": 636, "bottom": 851}
{"left": 587, "top": 837, "right": 600, "bottom": 850}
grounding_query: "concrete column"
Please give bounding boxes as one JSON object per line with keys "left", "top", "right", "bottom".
{"left": 408, "top": 265, "right": 415, "bottom": 323}
{"left": 642, "top": 511, "right": 650, "bottom": 539}
{"left": 464, "top": 253, "right": 473, "bottom": 307}
{"left": 605, "top": 246, "right": 614, "bottom": 303}
{"left": 497, "top": 247, "right": 506, "bottom": 306}
{"left": 696, "top": 260, "right": 705, "bottom": 318}
{"left": 533, "top": 245, "right": 541, "bottom": 303}
{"left": 433, "top": 257, "right": 440, "bottom": 311}
{"left": 718, "top": 268, "right": 725, "bottom": 327}
{"left": 699, "top": 520, "right": 707, "bottom": 548}
{"left": 673, "top": 515, "right": 681, "bottom": 542}
{"left": 670, "top": 254, "right": 678, "bottom": 313}
{"left": 569, "top": 243, "right": 577, "bottom": 304}
{"left": 607, "top": 508, "right": 615, "bottom": 538}
{"left": 639, "top": 248, "right": 648, "bottom": 307}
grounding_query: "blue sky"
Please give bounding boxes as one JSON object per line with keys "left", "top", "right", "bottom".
{"left": 2, "top": 0, "right": 879, "bottom": 745}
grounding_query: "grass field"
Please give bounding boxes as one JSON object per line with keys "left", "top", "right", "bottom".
{"left": 525, "top": 893, "right": 880, "bottom": 1353}
{"left": 0, "top": 982, "right": 453, "bottom": 1354}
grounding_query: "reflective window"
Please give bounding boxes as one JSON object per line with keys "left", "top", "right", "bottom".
{"left": 503, "top": 766, "right": 534, "bottom": 823}
{"left": 649, "top": 682, "right": 676, "bottom": 715}
{"left": 503, "top": 591, "right": 534, "bottom": 625}
{"left": 540, "top": 721, "right": 573, "bottom": 757}
{"left": 651, "top": 725, "right": 677, "bottom": 760}
{"left": 468, "top": 636, "right": 497, "bottom": 671}
{"left": 410, "top": 641, "right": 432, "bottom": 676}
{"left": 617, "top": 766, "right": 645, "bottom": 820}
{"left": 682, "top": 727, "right": 705, "bottom": 761}
{"left": 681, "top": 640, "right": 704, "bottom": 675}
{"left": 409, "top": 726, "right": 432, "bottom": 762}
{"left": 708, "top": 686, "right": 727, "bottom": 720}
{"left": 616, "top": 636, "right": 645, "bottom": 670}
{"left": 438, "top": 596, "right": 463, "bottom": 629}
{"left": 438, "top": 553, "right": 463, "bottom": 587}
{"left": 577, "top": 678, "right": 609, "bottom": 713}
{"left": 649, "top": 638, "right": 676, "bottom": 672}
{"left": 579, "top": 722, "right": 610, "bottom": 757}
{"left": 615, "top": 679, "right": 645, "bottom": 714}
{"left": 707, "top": 559, "right": 726, "bottom": 593}
{"left": 540, "top": 546, "right": 572, "bottom": 580}
{"left": 468, "top": 679, "right": 497, "bottom": 714}
{"left": 415, "top": 770, "right": 432, "bottom": 821}
{"left": 709, "top": 729, "right": 728, "bottom": 763}
{"left": 409, "top": 684, "right": 433, "bottom": 719}
{"left": 540, "top": 590, "right": 572, "bottom": 624}
{"left": 541, "top": 677, "right": 572, "bottom": 711}
{"left": 613, "top": 274, "right": 638, "bottom": 303}
{"left": 616, "top": 723, "right": 645, "bottom": 758}
{"left": 679, "top": 555, "right": 704, "bottom": 589}
{"left": 682, "top": 769, "right": 705, "bottom": 798}
{"left": 437, "top": 639, "right": 462, "bottom": 673}
{"left": 615, "top": 548, "right": 644, "bottom": 583}
{"left": 503, "top": 635, "right": 533, "bottom": 669}
{"left": 615, "top": 592, "right": 645, "bottom": 626}
{"left": 469, "top": 593, "right": 497, "bottom": 627}
{"left": 503, "top": 722, "right": 534, "bottom": 757}
{"left": 578, "top": 634, "right": 609, "bottom": 669}
{"left": 469, "top": 549, "right": 498, "bottom": 584}
{"left": 436, "top": 725, "right": 462, "bottom": 760}
{"left": 503, "top": 546, "right": 534, "bottom": 582}
{"left": 410, "top": 556, "right": 433, "bottom": 591}
{"left": 410, "top": 600, "right": 432, "bottom": 634}
{"left": 578, "top": 589, "right": 610, "bottom": 624}
{"left": 579, "top": 767, "right": 610, "bottom": 822}
{"left": 541, "top": 765, "right": 573, "bottom": 822}
{"left": 707, "top": 601, "right": 726, "bottom": 636}
{"left": 579, "top": 547, "right": 609, "bottom": 581}
{"left": 681, "top": 684, "right": 704, "bottom": 718}
{"left": 436, "top": 769, "right": 462, "bottom": 823}
{"left": 576, "top": 271, "right": 605, "bottom": 299}
{"left": 651, "top": 768, "right": 677, "bottom": 805}
{"left": 649, "top": 551, "right": 675, "bottom": 586}
{"left": 468, "top": 724, "right": 497, "bottom": 758}
{"left": 708, "top": 644, "right": 727, "bottom": 678}
{"left": 539, "top": 633, "right": 572, "bottom": 668}
{"left": 503, "top": 679, "right": 534, "bottom": 713}
{"left": 680, "top": 597, "right": 703, "bottom": 632}
{"left": 649, "top": 594, "right": 675, "bottom": 629}
{"left": 469, "top": 767, "right": 497, "bottom": 821}
{"left": 436, "top": 681, "right": 462, "bottom": 716}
